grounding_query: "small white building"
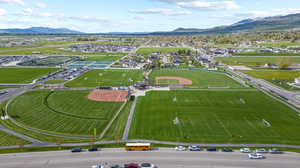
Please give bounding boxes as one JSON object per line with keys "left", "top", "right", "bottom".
{"left": 295, "top": 77, "right": 300, "bottom": 85}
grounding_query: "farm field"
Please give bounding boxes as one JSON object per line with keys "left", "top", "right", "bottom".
{"left": 82, "top": 56, "right": 122, "bottom": 62}
{"left": 232, "top": 52, "right": 300, "bottom": 56}
{"left": 241, "top": 70, "right": 300, "bottom": 90}
{"left": 65, "top": 69, "right": 144, "bottom": 87}
{"left": 149, "top": 70, "right": 243, "bottom": 88}
{"left": 216, "top": 56, "right": 300, "bottom": 66}
{"left": 137, "top": 47, "right": 191, "bottom": 55}
{"left": 7, "top": 90, "right": 124, "bottom": 136}
{"left": 259, "top": 41, "right": 300, "bottom": 47}
{"left": 0, "top": 68, "right": 59, "bottom": 84}
{"left": 129, "top": 90, "right": 300, "bottom": 145}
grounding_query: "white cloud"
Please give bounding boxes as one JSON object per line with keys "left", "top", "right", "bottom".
{"left": 177, "top": 0, "right": 240, "bottom": 10}
{"left": 0, "top": 9, "right": 6, "bottom": 16}
{"left": 129, "top": 8, "right": 191, "bottom": 16}
{"left": 0, "top": 0, "right": 25, "bottom": 6}
{"left": 35, "top": 2, "right": 47, "bottom": 8}
{"left": 235, "top": 8, "right": 300, "bottom": 19}
{"left": 22, "top": 8, "right": 33, "bottom": 15}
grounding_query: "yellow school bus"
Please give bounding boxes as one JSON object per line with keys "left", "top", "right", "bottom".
{"left": 125, "top": 143, "right": 151, "bottom": 151}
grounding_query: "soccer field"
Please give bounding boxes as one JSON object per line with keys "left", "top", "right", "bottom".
{"left": 129, "top": 90, "right": 300, "bottom": 145}
{"left": 0, "top": 68, "right": 59, "bottom": 84}
{"left": 7, "top": 90, "right": 124, "bottom": 136}
{"left": 149, "top": 70, "right": 243, "bottom": 88}
{"left": 65, "top": 69, "right": 144, "bottom": 87}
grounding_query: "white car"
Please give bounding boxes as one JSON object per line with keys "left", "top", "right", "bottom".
{"left": 175, "top": 146, "right": 186, "bottom": 151}
{"left": 256, "top": 148, "right": 268, "bottom": 153}
{"left": 248, "top": 153, "right": 265, "bottom": 159}
{"left": 140, "top": 163, "right": 156, "bottom": 168}
{"left": 240, "top": 148, "right": 252, "bottom": 153}
{"left": 92, "top": 165, "right": 104, "bottom": 168}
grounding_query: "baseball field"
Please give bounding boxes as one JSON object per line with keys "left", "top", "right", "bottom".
{"left": 129, "top": 90, "right": 300, "bottom": 145}
{"left": 65, "top": 69, "right": 144, "bottom": 87}
{"left": 149, "top": 70, "right": 243, "bottom": 88}
{"left": 7, "top": 90, "right": 125, "bottom": 136}
{"left": 0, "top": 68, "right": 59, "bottom": 84}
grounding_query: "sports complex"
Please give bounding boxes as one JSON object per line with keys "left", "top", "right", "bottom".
{"left": 1, "top": 65, "right": 300, "bottom": 149}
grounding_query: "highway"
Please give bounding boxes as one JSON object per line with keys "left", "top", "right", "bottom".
{"left": 0, "top": 148, "right": 299, "bottom": 168}
{"left": 227, "top": 67, "right": 300, "bottom": 110}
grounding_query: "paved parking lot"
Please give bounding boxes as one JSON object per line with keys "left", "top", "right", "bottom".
{"left": 0, "top": 148, "right": 299, "bottom": 168}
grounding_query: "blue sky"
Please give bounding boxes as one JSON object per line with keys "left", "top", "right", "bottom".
{"left": 0, "top": 0, "right": 300, "bottom": 33}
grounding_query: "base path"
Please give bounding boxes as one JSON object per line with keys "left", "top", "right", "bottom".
{"left": 156, "top": 77, "right": 192, "bottom": 85}
{"left": 88, "top": 90, "right": 129, "bottom": 102}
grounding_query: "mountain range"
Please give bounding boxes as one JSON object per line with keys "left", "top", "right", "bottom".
{"left": 1, "top": 13, "right": 300, "bottom": 35}
{"left": 0, "top": 27, "right": 83, "bottom": 34}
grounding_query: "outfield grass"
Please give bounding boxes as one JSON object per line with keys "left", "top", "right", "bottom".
{"left": 0, "top": 68, "right": 59, "bottom": 84}
{"left": 7, "top": 90, "right": 124, "bottom": 136}
{"left": 149, "top": 70, "right": 242, "bottom": 88}
{"left": 241, "top": 70, "right": 300, "bottom": 90}
{"left": 65, "top": 69, "right": 144, "bottom": 87}
{"left": 216, "top": 57, "right": 300, "bottom": 66}
{"left": 82, "top": 56, "right": 122, "bottom": 62}
{"left": 129, "top": 90, "right": 300, "bottom": 145}
{"left": 137, "top": 47, "right": 191, "bottom": 55}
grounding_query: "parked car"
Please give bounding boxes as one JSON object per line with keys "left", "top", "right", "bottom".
{"left": 206, "top": 147, "right": 217, "bottom": 151}
{"left": 124, "top": 163, "right": 139, "bottom": 168}
{"left": 92, "top": 164, "right": 104, "bottom": 168}
{"left": 140, "top": 162, "right": 155, "bottom": 168}
{"left": 88, "top": 147, "right": 98, "bottom": 152}
{"left": 188, "top": 146, "right": 201, "bottom": 151}
{"left": 71, "top": 148, "right": 82, "bottom": 153}
{"left": 256, "top": 148, "right": 268, "bottom": 153}
{"left": 269, "top": 148, "right": 283, "bottom": 154}
{"left": 240, "top": 148, "right": 252, "bottom": 153}
{"left": 248, "top": 153, "right": 265, "bottom": 159}
{"left": 175, "top": 146, "right": 186, "bottom": 151}
{"left": 111, "top": 165, "right": 121, "bottom": 168}
{"left": 222, "top": 148, "right": 233, "bottom": 152}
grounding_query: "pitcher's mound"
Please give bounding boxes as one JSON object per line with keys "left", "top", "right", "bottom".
{"left": 88, "top": 90, "right": 129, "bottom": 102}
{"left": 156, "top": 77, "right": 192, "bottom": 85}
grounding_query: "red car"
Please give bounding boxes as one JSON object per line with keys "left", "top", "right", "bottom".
{"left": 124, "top": 163, "right": 139, "bottom": 168}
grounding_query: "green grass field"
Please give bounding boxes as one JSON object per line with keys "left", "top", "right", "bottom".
{"left": 0, "top": 68, "right": 59, "bottom": 84}
{"left": 7, "top": 90, "right": 124, "bottom": 136}
{"left": 137, "top": 47, "right": 191, "bottom": 55}
{"left": 44, "top": 80, "right": 65, "bottom": 84}
{"left": 0, "top": 130, "right": 29, "bottom": 146}
{"left": 82, "top": 56, "right": 122, "bottom": 62}
{"left": 260, "top": 41, "right": 300, "bottom": 47}
{"left": 233, "top": 52, "right": 300, "bottom": 56}
{"left": 65, "top": 69, "right": 144, "bottom": 87}
{"left": 18, "top": 56, "right": 77, "bottom": 66}
{"left": 149, "top": 70, "right": 242, "bottom": 88}
{"left": 241, "top": 70, "right": 300, "bottom": 90}
{"left": 129, "top": 90, "right": 300, "bottom": 145}
{"left": 216, "top": 57, "right": 300, "bottom": 66}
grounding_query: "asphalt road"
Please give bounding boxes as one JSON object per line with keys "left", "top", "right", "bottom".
{"left": 0, "top": 148, "right": 299, "bottom": 168}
